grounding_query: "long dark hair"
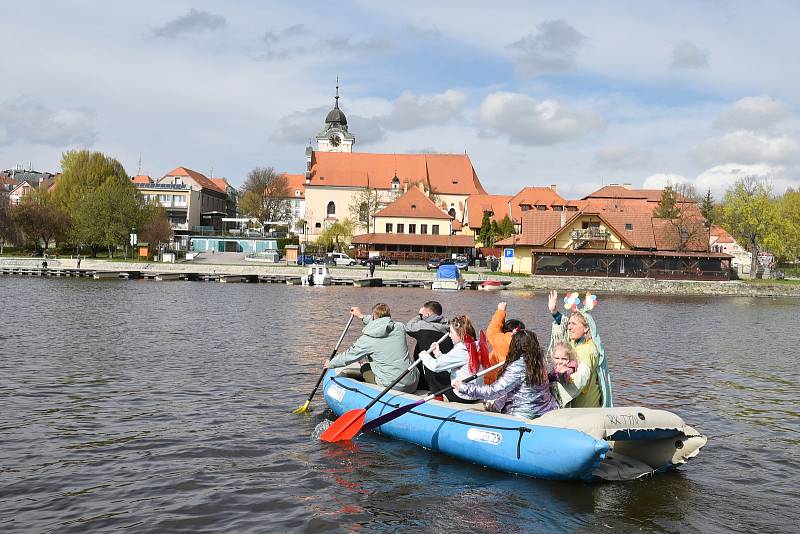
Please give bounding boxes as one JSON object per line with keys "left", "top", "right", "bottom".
{"left": 500, "top": 329, "right": 548, "bottom": 386}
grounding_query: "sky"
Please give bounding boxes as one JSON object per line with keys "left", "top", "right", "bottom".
{"left": 2, "top": 1, "right": 799, "bottom": 199}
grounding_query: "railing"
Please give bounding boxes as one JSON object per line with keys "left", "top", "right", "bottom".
{"left": 171, "top": 222, "right": 189, "bottom": 230}
{"left": 135, "top": 183, "right": 190, "bottom": 190}
{"left": 570, "top": 228, "right": 610, "bottom": 240}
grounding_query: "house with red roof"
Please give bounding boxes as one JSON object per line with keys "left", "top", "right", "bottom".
{"left": 496, "top": 186, "right": 732, "bottom": 280}
{"left": 351, "top": 186, "right": 475, "bottom": 263}
{"left": 279, "top": 173, "right": 306, "bottom": 233}
{"left": 133, "top": 167, "right": 235, "bottom": 247}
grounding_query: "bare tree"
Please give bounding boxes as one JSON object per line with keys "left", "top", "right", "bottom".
{"left": 239, "top": 167, "right": 290, "bottom": 224}
{"left": 656, "top": 182, "right": 707, "bottom": 252}
{"left": 348, "top": 187, "right": 382, "bottom": 232}
{"left": 0, "top": 194, "right": 22, "bottom": 253}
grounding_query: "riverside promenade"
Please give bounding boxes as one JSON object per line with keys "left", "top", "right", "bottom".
{"left": 1, "top": 256, "right": 798, "bottom": 298}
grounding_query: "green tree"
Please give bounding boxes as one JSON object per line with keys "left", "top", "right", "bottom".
{"left": 722, "top": 177, "right": 779, "bottom": 277}
{"left": 700, "top": 188, "right": 716, "bottom": 225}
{"left": 239, "top": 167, "right": 290, "bottom": 223}
{"left": 490, "top": 220, "right": 502, "bottom": 246}
{"left": 478, "top": 212, "right": 492, "bottom": 246}
{"left": 764, "top": 189, "right": 800, "bottom": 264}
{"left": 655, "top": 186, "right": 679, "bottom": 219}
{"left": 13, "top": 185, "right": 70, "bottom": 252}
{"left": 0, "top": 194, "right": 22, "bottom": 253}
{"left": 317, "top": 218, "right": 355, "bottom": 252}
{"left": 500, "top": 214, "right": 515, "bottom": 238}
{"left": 348, "top": 187, "right": 382, "bottom": 232}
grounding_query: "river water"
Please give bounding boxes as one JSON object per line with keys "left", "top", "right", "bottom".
{"left": 1, "top": 277, "right": 798, "bottom": 533}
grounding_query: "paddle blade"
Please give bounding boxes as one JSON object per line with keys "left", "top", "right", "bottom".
{"left": 320, "top": 409, "right": 366, "bottom": 442}
{"left": 478, "top": 330, "right": 491, "bottom": 369}
{"left": 362, "top": 399, "right": 425, "bottom": 432}
{"left": 292, "top": 400, "right": 311, "bottom": 414}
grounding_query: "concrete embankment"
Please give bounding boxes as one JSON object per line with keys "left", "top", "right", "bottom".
{"left": 2, "top": 257, "right": 798, "bottom": 298}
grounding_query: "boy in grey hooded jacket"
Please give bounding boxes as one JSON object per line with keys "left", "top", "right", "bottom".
{"left": 327, "top": 304, "right": 419, "bottom": 393}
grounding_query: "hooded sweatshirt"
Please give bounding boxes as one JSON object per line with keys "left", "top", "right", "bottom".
{"left": 406, "top": 314, "right": 453, "bottom": 359}
{"left": 329, "top": 315, "right": 418, "bottom": 393}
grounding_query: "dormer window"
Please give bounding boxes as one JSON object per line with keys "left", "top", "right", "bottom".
{"left": 175, "top": 177, "right": 182, "bottom": 185}
{"left": 625, "top": 223, "right": 633, "bottom": 231}
{"left": 411, "top": 204, "right": 416, "bottom": 210}
{"left": 295, "top": 190, "right": 301, "bottom": 197}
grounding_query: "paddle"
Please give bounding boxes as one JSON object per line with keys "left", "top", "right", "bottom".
{"left": 320, "top": 332, "right": 450, "bottom": 442}
{"left": 292, "top": 314, "right": 355, "bottom": 414}
{"left": 362, "top": 360, "right": 505, "bottom": 432}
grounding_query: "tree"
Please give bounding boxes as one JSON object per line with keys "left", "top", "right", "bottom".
{"left": 139, "top": 204, "right": 172, "bottom": 248}
{"left": 500, "top": 214, "right": 515, "bottom": 238}
{"left": 317, "top": 218, "right": 355, "bottom": 252}
{"left": 478, "top": 212, "right": 492, "bottom": 247}
{"left": 723, "top": 177, "right": 779, "bottom": 277}
{"left": 764, "top": 189, "right": 800, "bottom": 264}
{"left": 490, "top": 220, "right": 502, "bottom": 246}
{"left": 0, "top": 194, "right": 21, "bottom": 253}
{"left": 13, "top": 185, "right": 70, "bottom": 252}
{"left": 655, "top": 186, "right": 680, "bottom": 219}
{"left": 700, "top": 188, "right": 716, "bottom": 225}
{"left": 348, "top": 187, "right": 382, "bottom": 232}
{"left": 239, "top": 167, "right": 290, "bottom": 224}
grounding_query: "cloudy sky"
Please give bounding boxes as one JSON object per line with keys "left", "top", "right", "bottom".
{"left": 2, "top": 1, "right": 799, "bottom": 198}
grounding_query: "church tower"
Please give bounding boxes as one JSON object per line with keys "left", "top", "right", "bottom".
{"left": 315, "top": 79, "right": 356, "bottom": 153}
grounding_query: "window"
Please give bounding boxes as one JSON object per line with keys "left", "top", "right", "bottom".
{"left": 174, "top": 195, "right": 186, "bottom": 206}
{"left": 420, "top": 224, "right": 428, "bottom": 234}
{"left": 315, "top": 222, "right": 321, "bottom": 228}
{"left": 294, "top": 200, "right": 300, "bottom": 208}
{"left": 536, "top": 205, "right": 547, "bottom": 211}
{"left": 432, "top": 225, "right": 439, "bottom": 235}
{"left": 326, "top": 201, "right": 335, "bottom": 216}
{"left": 294, "top": 210, "right": 300, "bottom": 217}
{"left": 409, "top": 224, "right": 416, "bottom": 234}
{"left": 397, "top": 223, "right": 405, "bottom": 233}
{"left": 625, "top": 223, "right": 633, "bottom": 231}
{"left": 159, "top": 194, "right": 171, "bottom": 205}
{"left": 521, "top": 205, "right": 530, "bottom": 212}
{"left": 295, "top": 190, "right": 301, "bottom": 197}
{"left": 358, "top": 202, "right": 368, "bottom": 224}
{"left": 175, "top": 177, "right": 182, "bottom": 185}
{"left": 385, "top": 223, "right": 393, "bottom": 233}
{"left": 448, "top": 208, "right": 456, "bottom": 218}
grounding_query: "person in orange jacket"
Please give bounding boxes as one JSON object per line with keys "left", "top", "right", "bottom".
{"left": 484, "top": 302, "right": 525, "bottom": 384}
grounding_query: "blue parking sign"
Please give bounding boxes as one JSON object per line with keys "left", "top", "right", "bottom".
{"left": 503, "top": 248, "right": 514, "bottom": 258}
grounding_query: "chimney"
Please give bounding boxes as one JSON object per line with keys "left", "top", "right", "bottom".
{"left": 560, "top": 210, "right": 566, "bottom": 228}
{"left": 305, "top": 171, "right": 311, "bottom": 185}
{"left": 550, "top": 184, "right": 557, "bottom": 192}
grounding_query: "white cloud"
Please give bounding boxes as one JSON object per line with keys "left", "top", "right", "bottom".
{"left": 272, "top": 106, "right": 383, "bottom": 146}
{"left": 153, "top": 9, "right": 226, "bottom": 38}
{"left": 642, "top": 173, "right": 691, "bottom": 189}
{"left": 0, "top": 95, "right": 96, "bottom": 147}
{"left": 693, "top": 130, "right": 800, "bottom": 165}
{"left": 669, "top": 40, "right": 709, "bottom": 70}
{"left": 509, "top": 19, "right": 585, "bottom": 78}
{"left": 713, "top": 95, "right": 792, "bottom": 131}
{"left": 380, "top": 90, "right": 467, "bottom": 131}
{"left": 694, "top": 163, "right": 794, "bottom": 197}
{"left": 479, "top": 92, "right": 605, "bottom": 146}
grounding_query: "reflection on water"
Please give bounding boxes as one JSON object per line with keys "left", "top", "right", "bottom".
{"left": 1, "top": 277, "right": 799, "bottom": 532}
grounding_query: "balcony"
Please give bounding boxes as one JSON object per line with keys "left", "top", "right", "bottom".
{"left": 570, "top": 228, "right": 611, "bottom": 240}
{"left": 171, "top": 222, "right": 189, "bottom": 231}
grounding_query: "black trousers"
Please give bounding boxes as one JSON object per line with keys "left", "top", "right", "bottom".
{"left": 424, "top": 368, "right": 479, "bottom": 403}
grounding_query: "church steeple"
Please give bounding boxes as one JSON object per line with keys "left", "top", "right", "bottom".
{"left": 317, "top": 77, "right": 355, "bottom": 153}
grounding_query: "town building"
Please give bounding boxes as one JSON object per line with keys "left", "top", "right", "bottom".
{"left": 351, "top": 186, "right": 475, "bottom": 262}
{"left": 496, "top": 186, "right": 732, "bottom": 280}
{"left": 132, "top": 167, "right": 236, "bottom": 248}
{"left": 287, "top": 85, "right": 487, "bottom": 241}
{"left": 463, "top": 185, "right": 570, "bottom": 240}
{"left": 280, "top": 173, "right": 306, "bottom": 233}
{"left": 5, "top": 169, "right": 56, "bottom": 204}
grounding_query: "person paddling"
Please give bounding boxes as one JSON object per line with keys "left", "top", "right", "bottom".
{"left": 325, "top": 303, "right": 418, "bottom": 393}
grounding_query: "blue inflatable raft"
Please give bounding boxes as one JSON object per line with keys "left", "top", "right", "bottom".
{"left": 323, "top": 368, "right": 707, "bottom": 481}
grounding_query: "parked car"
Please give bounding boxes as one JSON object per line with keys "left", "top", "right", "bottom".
{"left": 426, "top": 258, "right": 442, "bottom": 270}
{"left": 454, "top": 256, "right": 470, "bottom": 271}
{"left": 296, "top": 255, "right": 315, "bottom": 265}
{"left": 361, "top": 255, "right": 398, "bottom": 266}
{"left": 29, "top": 249, "right": 44, "bottom": 257}
{"left": 327, "top": 252, "right": 357, "bottom": 266}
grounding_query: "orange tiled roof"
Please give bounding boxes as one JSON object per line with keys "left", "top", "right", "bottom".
{"left": 211, "top": 178, "right": 232, "bottom": 192}
{"left": 352, "top": 233, "right": 475, "bottom": 247}
{"left": 375, "top": 187, "right": 453, "bottom": 219}
{"left": 711, "top": 224, "right": 736, "bottom": 243}
{"left": 584, "top": 185, "right": 695, "bottom": 204}
{"left": 131, "top": 175, "right": 152, "bottom": 184}
{"left": 281, "top": 173, "right": 306, "bottom": 199}
{"left": 465, "top": 194, "right": 513, "bottom": 228}
{"left": 163, "top": 166, "right": 226, "bottom": 193}
{"left": 308, "top": 151, "right": 487, "bottom": 195}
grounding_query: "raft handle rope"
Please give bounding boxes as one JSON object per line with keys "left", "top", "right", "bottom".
{"left": 330, "top": 376, "right": 534, "bottom": 459}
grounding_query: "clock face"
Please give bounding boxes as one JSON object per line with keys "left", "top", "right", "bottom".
{"left": 329, "top": 134, "right": 341, "bottom": 147}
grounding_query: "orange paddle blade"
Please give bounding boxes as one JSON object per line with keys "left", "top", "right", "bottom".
{"left": 320, "top": 409, "right": 366, "bottom": 442}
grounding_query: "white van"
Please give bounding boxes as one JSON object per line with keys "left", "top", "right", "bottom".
{"left": 327, "top": 252, "right": 356, "bottom": 266}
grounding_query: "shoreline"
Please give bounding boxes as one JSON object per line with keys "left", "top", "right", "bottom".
{"left": 2, "top": 256, "right": 798, "bottom": 298}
